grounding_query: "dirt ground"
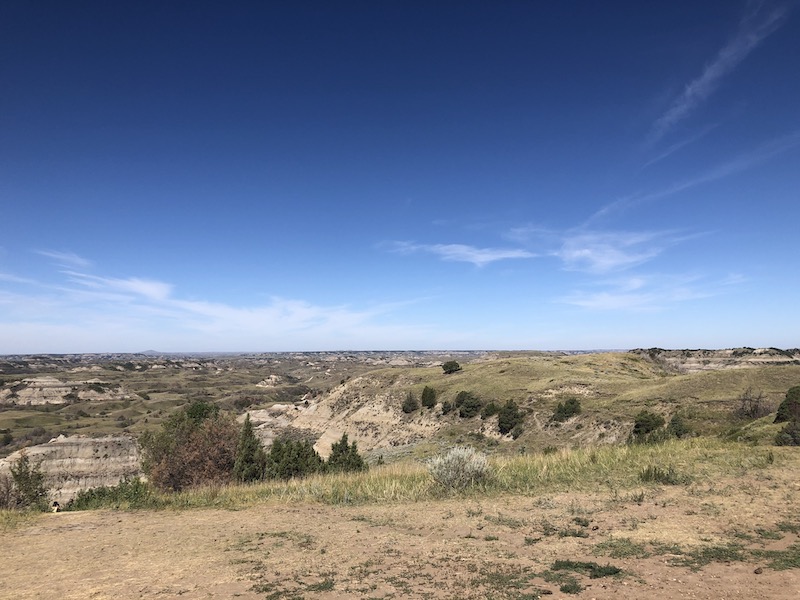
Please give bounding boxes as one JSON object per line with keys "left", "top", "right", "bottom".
{"left": 2, "top": 470, "right": 799, "bottom": 600}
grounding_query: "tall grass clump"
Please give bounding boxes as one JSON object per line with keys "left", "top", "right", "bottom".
{"left": 427, "top": 446, "right": 493, "bottom": 492}
{"left": 494, "top": 437, "right": 782, "bottom": 494}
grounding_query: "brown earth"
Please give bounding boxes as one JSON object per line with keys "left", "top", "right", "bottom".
{"left": 3, "top": 466, "right": 799, "bottom": 600}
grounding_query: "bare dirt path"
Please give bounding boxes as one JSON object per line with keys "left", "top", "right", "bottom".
{"left": 3, "top": 472, "right": 799, "bottom": 599}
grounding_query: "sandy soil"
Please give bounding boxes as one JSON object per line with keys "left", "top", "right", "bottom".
{"left": 2, "top": 472, "right": 799, "bottom": 600}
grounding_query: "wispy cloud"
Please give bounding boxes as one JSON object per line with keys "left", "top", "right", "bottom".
{"left": 554, "top": 230, "right": 694, "bottom": 274}
{"left": 387, "top": 241, "right": 536, "bottom": 267}
{"left": 0, "top": 259, "right": 433, "bottom": 352}
{"left": 649, "top": 2, "right": 789, "bottom": 144}
{"left": 36, "top": 250, "right": 93, "bottom": 269}
{"left": 505, "top": 224, "right": 693, "bottom": 274}
{"left": 560, "top": 273, "right": 738, "bottom": 311}
{"left": 642, "top": 122, "right": 720, "bottom": 168}
{"left": 591, "top": 129, "right": 800, "bottom": 222}
{"left": 65, "top": 272, "right": 174, "bottom": 301}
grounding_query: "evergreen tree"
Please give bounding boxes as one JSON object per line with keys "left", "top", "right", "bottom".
{"left": 327, "top": 433, "right": 367, "bottom": 473}
{"left": 233, "top": 414, "right": 267, "bottom": 482}
{"left": 497, "top": 400, "right": 523, "bottom": 435}
{"left": 442, "top": 361, "right": 461, "bottom": 374}
{"left": 264, "top": 439, "right": 324, "bottom": 480}
{"left": 421, "top": 386, "right": 437, "bottom": 408}
{"left": 402, "top": 391, "right": 419, "bottom": 413}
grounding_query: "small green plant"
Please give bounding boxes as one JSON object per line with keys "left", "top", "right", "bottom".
{"left": 427, "top": 446, "right": 492, "bottom": 492}
{"left": 559, "top": 580, "right": 582, "bottom": 594}
{"left": 638, "top": 465, "right": 684, "bottom": 485}
{"left": 551, "top": 398, "right": 581, "bottom": 423}
{"left": 480, "top": 401, "right": 499, "bottom": 419}
{"left": 558, "top": 528, "right": 589, "bottom": 538}
{"left": 593, "top": 537, "right": 650, "bottom": 559}
{"left": 401, "top": 391, "right": 419, "bottom": 414}
{"left": 673, "top": 543, "right": 745, "bottom": 570}
{"left": 666, "top": 413, "right": 691, "bottom": 438}
{"left": 552, "top": 559, "right": 621, "bottom": 578}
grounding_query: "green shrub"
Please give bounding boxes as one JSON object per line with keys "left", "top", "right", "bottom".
{"left": 326, "top": 433, "right": 367, "bottom": 473}
{"left": 455, "top": 391, "right": 483, "bottom": 418}
{"left": 775, "top": 386, "right": 800, "bottom": 424}
{"left": 553, "top": 559, "right": 621, "bottom": 578}
{"left": 551, "top": 398, "right": 581, "bottom": 423}
{"left": 427, "top": 446, "right": 492, "bottom": 492}
{"left": 497, "top": 400, "right": 524, "bottom": 435}
{"left": 631, "top": 410, "right": 665, "bottom": 440}
{"left": 402, "top": 391, "right": 419, "bottom": 414}
{"left": 775, "top": 419, "right": 800, "bottom": 446}
{"left": 441, "top": 401, "right": 453, "bottom": 415}
{"left": 9, "top": 451, "right": 48, "bottom": 511}
{"left": 442, "top": 361, "right": 462, "bottom": 374}
{"left": 639, "top": 465, "right": 684, "bottom": 485}
{"left": 265, "top": 439, "right": 324, "bottom": 480}
{"left": 66, "top": 478, "right": 157, "bottom": 511}
{"left": 421, "top": 386, "right": 437, "bottom": 409}
{"left": 666, "top": 414, "right": 691, "bottom": 438}
{"left": 480, "top": 401, "right": 499, "bottom": 419}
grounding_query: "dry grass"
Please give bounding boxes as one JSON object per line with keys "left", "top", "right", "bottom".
{"left": 78, "top": 437, "right": 788, "bottom": 512}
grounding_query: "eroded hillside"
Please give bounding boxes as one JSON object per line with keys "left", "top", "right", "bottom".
{"left": 1, "top": 348, "right": 799, "bottom": 500}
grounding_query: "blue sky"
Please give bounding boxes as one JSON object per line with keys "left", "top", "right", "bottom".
{"left": 1, "top": 1, "right": 799, "bottom": 353}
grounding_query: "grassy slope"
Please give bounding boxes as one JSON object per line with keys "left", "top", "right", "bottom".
{"left": 326, "top": 353, "right": 799, "bottom": 455}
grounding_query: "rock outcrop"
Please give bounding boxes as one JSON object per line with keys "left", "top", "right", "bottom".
{"left": 0, "top": 435, "right": 142, "bottom": 503}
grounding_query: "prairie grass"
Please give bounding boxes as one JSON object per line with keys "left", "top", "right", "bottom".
{"left": 0, "top": 508, "right": 40, "bottom": 531}
{"left": 66, "top": 436, "right": 792, "bottom": 511}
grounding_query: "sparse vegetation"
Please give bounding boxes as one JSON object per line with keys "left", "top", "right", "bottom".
{"left": 551, "top": 397, "right": 581, "bottom": 423}
{"left": 427, "top": 446, "right": 492, "bottom": 492}
{"left": 401, "top": 391, "right": 419, "bottom": 413}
